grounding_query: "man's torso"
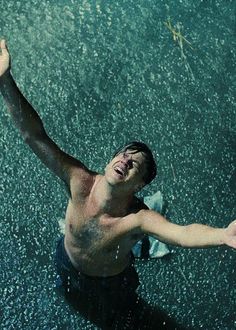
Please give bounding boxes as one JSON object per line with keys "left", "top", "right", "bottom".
{"left": 64, "top": 175, "right": 146, "bottom": 277}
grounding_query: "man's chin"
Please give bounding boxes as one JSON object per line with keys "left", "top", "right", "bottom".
{"left": 107, "top": 175, "right": 127, "bottom": 186}
{"left": 109, "top": 178, "right": 125, "bottom": 186}
{"left": 105, "top": 171, "right": 131, "bottom": 186}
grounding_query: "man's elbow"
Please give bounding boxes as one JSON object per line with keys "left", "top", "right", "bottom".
{"left": 22, "top": 126, "right": 46, "bottom": 145}
{"left": 22, "top": 130, "right": 31, "bottom": 142}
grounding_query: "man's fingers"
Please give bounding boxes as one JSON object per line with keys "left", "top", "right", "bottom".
{"left": 1, "top": 39, "right": 6, "bottom": 48}
{"left": 0, "top": 39, "right": 8, "bottom": 54}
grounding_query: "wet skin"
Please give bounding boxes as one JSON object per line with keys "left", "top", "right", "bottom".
{"left": 64, "top": 151, "right": 148, "bottom": 277}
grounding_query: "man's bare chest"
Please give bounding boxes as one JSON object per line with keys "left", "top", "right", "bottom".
{"left": 65, "top": 202, "right": 142, "bottom": 251}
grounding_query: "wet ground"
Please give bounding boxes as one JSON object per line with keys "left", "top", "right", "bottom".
{"left": 0, "top": 1, "right": 236, "bottom": 329}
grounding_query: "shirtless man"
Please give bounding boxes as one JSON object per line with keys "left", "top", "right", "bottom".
{"left": 1, "top": 39, "right": 236, "bottom": 310}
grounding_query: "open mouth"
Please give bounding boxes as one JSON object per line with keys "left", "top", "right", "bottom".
{"left": 114, "top": 166, "right": 127, "bottom": 178}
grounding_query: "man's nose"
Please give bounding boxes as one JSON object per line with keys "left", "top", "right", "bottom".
{"left": 126, "top": 159, "right": 133, "bottom": 168}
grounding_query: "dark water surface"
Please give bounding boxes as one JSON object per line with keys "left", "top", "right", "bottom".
{"left": 0, "top": 0, "right": 236, "bottom": 329}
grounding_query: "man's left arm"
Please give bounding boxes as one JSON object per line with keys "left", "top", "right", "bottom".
{"left": 137, "top": 209, "right": 236, "bottom": 249}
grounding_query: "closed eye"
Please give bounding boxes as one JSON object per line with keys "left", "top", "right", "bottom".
{"left": 132, "top": 160, "right": 140, "bottom": 171}
{"left": 133, "top": 160, "right": 140, "bottom": 167}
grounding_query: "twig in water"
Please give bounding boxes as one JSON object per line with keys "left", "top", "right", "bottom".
{"left": 164, "top": 18, "right": 195, "bottom": 80}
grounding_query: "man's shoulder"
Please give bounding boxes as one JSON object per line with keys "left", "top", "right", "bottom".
{"left": 70, "top": 171, "right": 98, "bottom": 201}
{"left": 121, "top": 197, "right": 149, "bottom": 228}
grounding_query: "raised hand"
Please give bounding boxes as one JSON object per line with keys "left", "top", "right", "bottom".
{"left": 0, "top": 39, "right": 10, "bottom": 77}
{"left": 224, "top": 220, "right": 236, "bottom": 249}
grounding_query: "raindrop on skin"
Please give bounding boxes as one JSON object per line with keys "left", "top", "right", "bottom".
{"left": 115, "top": 245, "right": 120, "bottom": 259}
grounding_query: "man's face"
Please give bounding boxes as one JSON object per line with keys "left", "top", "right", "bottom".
{"left": 105, "top": 149, "right": 147, "bottom": 191}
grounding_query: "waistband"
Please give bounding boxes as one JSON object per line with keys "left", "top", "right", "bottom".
{"left": 55, "top": 235, "right": 135, "bottom": 280}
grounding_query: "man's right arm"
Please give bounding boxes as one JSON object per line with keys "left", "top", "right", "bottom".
{"left": 0, "top": 40, "right": 93, "bottom": 197}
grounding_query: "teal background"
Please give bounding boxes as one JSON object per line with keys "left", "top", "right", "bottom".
{"left": 0, "top": 0, "right": 236, "bottom": 329}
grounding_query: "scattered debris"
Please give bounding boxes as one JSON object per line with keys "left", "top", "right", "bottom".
{"left": 164, "top": 17, "right": 195, "bottom": 80}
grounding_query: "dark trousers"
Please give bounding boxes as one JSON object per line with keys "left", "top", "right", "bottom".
{"left": 54, "top": 236, "right": 187, "bottom": 330}
{"left": 54, "top": 236, "right": 141, "bottom": 328}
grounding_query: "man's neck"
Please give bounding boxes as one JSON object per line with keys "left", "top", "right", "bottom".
{"left": 91, "top": 175, "right": 134, "bottom": 216}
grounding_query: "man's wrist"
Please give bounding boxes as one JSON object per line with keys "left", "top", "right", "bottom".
{"left": 218, "top": 228, "right": 227, "bottom": 246}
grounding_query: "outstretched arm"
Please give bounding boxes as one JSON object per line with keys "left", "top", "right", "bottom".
{"left": 138, "top": 209, "right": 236, "bottom": 249}
{"left": 0, "top": 40, "right": 44, "bottom": 137}
{"left": 0, "top": 40, "right": 92, "bottom": 196}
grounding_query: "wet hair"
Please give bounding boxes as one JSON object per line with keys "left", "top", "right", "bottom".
{"left": 112, "top": 141, "right": 157, "bottom": 185}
